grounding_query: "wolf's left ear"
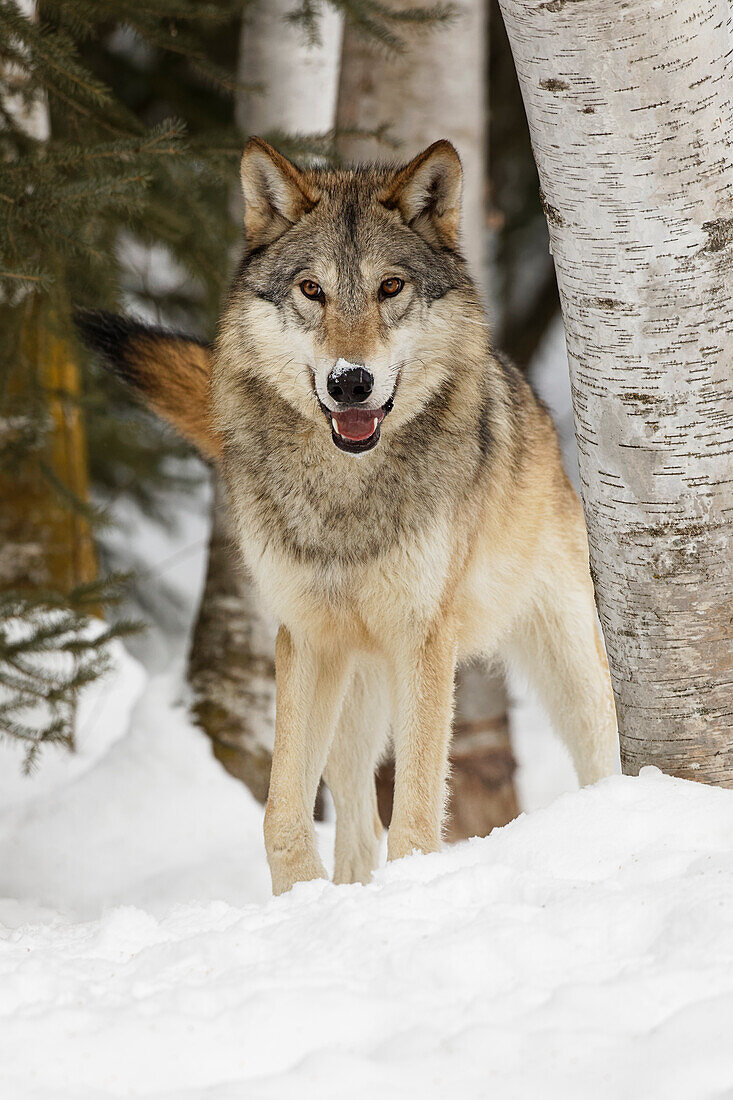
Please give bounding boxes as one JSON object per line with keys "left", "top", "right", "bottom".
{"left": 240, "top": 137, "right": 319, "bottom": 251}
{"left": 382, "top": 140, "right": 463, "bottom": 251}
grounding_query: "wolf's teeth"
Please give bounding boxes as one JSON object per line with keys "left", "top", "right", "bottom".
{"left": 331, "top": 417, "right": 341, "bottom": 436}
{"left": 371, "top": 418, "right": 378, "bottom": 433}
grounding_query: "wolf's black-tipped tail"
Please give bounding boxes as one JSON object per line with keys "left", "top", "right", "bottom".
{"left": 75, "top": 309, "right": 222, "bottom": 463}
{"left": 74, "top": 309, "right": 204, "bottom": 388}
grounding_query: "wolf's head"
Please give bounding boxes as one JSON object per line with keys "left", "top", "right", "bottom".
{"left": 77, "top": 139, "right": 484, "bottom": 464}
{"left": 218, "top": 137, "right": 479, "bottom": 456}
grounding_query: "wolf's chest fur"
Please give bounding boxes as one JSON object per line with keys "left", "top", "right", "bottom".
{"left": 221, "top": 372, "right": 487, "bottom": 575}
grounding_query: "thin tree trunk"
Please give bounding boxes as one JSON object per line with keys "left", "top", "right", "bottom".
{"left": 187, "top": 2, "right": 342, "bottom": 801}
{"left": 1, "top": 1, "right": 96, "bottom": 597}
{"left": 446, "top": 664, "right": 518, "bottom": 841}
{"left": 488, "top": 0, "right": 559, "bottom": 366}
{"left": 1, "top": 301, "right": 97, "bottom": 595}
{"left": 236, "top": 0, "right": 342, "bottom": 138}
{"left": 188, "top": 483, "right": 276, "bottom": 803}
{"left": 337, "top": 1, "right": 520, "bottom": 838}
{"left": 336, "top": 0, "right": 487, "bottom": 289}
{"left": 498, "top": 0, "right": 733, "bottom": 782}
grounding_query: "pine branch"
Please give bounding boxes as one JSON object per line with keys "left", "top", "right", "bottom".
{"left": 0, "top": 584, "right": 140, "bottom": 769}
{"left": 327, "top": 0, "right": 454, "bottom": 51}
{"left": 0, "top": 2, "right": 117, "bottom": 110}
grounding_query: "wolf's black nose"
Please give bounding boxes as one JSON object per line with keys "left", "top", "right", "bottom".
{"left": 327, "top": 365, "right": 373, "bottom": 404}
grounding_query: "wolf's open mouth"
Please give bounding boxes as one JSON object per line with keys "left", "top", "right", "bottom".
{"left": 322, "top": 399, "right": 393, "bottom": 454}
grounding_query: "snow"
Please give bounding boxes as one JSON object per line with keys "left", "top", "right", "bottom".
{"left": 3, "top": 754, "right": 733, "bottom": 1098}
{"left": 2, "top": 347, "right": 732, "bottom": 1098}
{"left": 3, "top": 529, "right": 732, "bottom": 1100}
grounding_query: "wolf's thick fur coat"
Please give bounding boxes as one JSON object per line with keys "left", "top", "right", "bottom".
{"left": 78, "top": 139, "right": 618, "bottom": 895}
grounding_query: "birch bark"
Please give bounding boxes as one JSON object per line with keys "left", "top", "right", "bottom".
{"left": 498, "top": 0, "right": 733, "bottom": 782}
{"left": 236, "top": 0, "right": 342, "bottom": 137}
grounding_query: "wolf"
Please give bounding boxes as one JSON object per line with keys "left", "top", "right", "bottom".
{"left": 78, "top": 138, "right": 618, "bottom": 895}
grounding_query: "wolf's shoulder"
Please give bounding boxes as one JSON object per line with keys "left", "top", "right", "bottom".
{"left": 489, "top": 345, "right": 553, "bottom": 423}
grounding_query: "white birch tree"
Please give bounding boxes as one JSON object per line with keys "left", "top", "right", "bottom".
{"left": 497, "top": 0, "right": 733, "bottom": 782}
{"left": 337, "top": 1, "right": 520, "bottom": 835}
{"left": 236, "top": 0, "right": 342, "bottom": 139}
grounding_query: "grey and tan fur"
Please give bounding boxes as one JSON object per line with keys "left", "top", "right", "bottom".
{"left": 78, "top": 138, "right": 618, "bottom": 895}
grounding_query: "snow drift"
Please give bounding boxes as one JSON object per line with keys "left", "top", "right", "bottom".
{"left": 1, "top": 759, "right": 733, "bottom": 1099}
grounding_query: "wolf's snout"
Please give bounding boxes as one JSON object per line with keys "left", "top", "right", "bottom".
{"left": 327, "top": 363, "right": 373, "bottom": 405}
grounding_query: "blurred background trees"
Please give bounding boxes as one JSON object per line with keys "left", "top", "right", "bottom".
{"left": 1, "top": 0, "right": 560, "bottom": 829}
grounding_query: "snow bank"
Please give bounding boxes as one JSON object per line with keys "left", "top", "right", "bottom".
{"left": 2, "top": 768, "right": 733, "bottom": 1099}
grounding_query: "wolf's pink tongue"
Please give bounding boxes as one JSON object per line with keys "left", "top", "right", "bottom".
{"left": 332, "top": 407, "right": 384, "bottom": 442}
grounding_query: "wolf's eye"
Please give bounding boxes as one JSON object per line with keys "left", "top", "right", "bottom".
{"left": 379, "top": 277, "right": 404, "bottom": 299}
{"left": 300, "top": 279, "right": 324, "bottom": 303}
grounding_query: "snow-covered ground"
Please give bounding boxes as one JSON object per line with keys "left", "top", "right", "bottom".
{"left": 2, "top": 327, "right": 733, "bottom": 1097}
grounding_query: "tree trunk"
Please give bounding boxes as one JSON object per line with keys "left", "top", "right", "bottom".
{"left": 0, "top": 1, "right": 96, "bottom": 597}
{"left": 188, "top": 483, "right": 276, "bottom": 803}
{"left": 236, "top": 0, "right": 342, "bottom": 139}
{"left": 447, "top": 664, "right": 518, "bottom": 841}
{"left": 187, "top": 2, "right": 342, "bottom": 801}
{"left": 336, "top": 0, "right": 487, "bottom": 289}
{"left": 488, "top": 0, "right": 559, "bottom": 366}
{"left": 498, "top": 0, "right": 733, "bottom": 783}
{"left": 1, "top": 300, "right": 97, "bottom": 595}
{"left": 337, "top": 2, "right": 520, "bottom": 838}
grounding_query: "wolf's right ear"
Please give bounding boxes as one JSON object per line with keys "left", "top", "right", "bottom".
{"left": 74, "top": 310, "right": 223, "bottom": 464}
{"left": 240, "top": 138, "right": 319, "bottom": 251}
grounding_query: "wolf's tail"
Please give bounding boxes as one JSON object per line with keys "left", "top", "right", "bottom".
{"left": 74, "top": 310, "right": 222, "bottom": 463}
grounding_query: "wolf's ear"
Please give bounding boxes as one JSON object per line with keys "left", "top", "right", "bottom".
{"left": 240, "top": 137, "right": 319, "bottom": 250}
{"left": 382, "top": 140, "right": 463, "bottom": 251}
{"left": 74, "top": 310, "right": 222, "bottom": 464}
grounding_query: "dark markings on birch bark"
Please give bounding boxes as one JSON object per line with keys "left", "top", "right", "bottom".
{"left": 702, "top": 218, "right": 733, "bottom": 254}
{"left": 538, "top": 187, "right": 565, "bottom": 226}
{"left": 540, "top": 78, "right": 569, "bottom": 93}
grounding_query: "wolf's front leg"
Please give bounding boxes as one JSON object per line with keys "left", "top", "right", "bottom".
{"left": 264, "top": 626, "right": 352, "bottom": 895}
{"left": 386, "top": 621, "right": 458, "bottom": 862}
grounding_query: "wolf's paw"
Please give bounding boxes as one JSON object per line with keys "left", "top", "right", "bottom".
{"left": 333, "top": 845, "right": 379, "bottom": 886}
{"left": 387, "top": 826, "right": 440, "bottom": 864}
{"left": 269, "top": 849, "right": 327, "bottom": 896}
